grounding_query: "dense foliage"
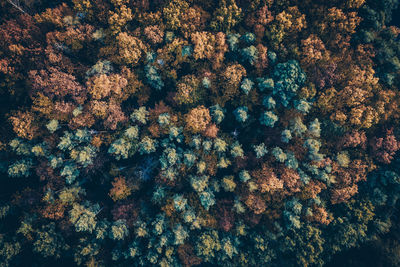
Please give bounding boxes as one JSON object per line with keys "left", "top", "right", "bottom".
{"left": 1, "top": 0, "right": 400, "bottom": 266}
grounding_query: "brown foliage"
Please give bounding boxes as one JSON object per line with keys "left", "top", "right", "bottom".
{"left": 30, "top": 67, "right": 86, "bottom": 104}
{"left": 178, "top": 244, "right": 202, "bottom": 267}
{"left": 101, "top": 32, "right": 147, "bottom": 65}
{"left": 331, "top": 184, "right": 358, "bottom": 204}
{"left": 109, "top": 176, "right": 132, "bottom": 202}
{"left": 41, "top": 201, "right": 65, "bottom": 220}
{"left": 245, "top": 194, "right": 266, "bottom": 215}
{"left": 9, "top": 111, "right": 39, "bottom": 140}
{"left": 185, "top": 106, "right": 211, "bottom": 134}
{"left": 252, "top": 164, "right": 284, "bottom": 193}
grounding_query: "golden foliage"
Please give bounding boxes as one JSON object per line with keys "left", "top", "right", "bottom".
{"left": 185, "top": 106, "right": 211, "bottom": 134}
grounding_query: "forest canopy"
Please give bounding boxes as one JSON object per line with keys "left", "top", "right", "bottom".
{"left": 1, "top": 0, "right": 400, "bottom": 266}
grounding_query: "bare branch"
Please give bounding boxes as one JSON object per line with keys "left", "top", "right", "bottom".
{"left": 6, "top": 0, "right": 28, "bottom": 14}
